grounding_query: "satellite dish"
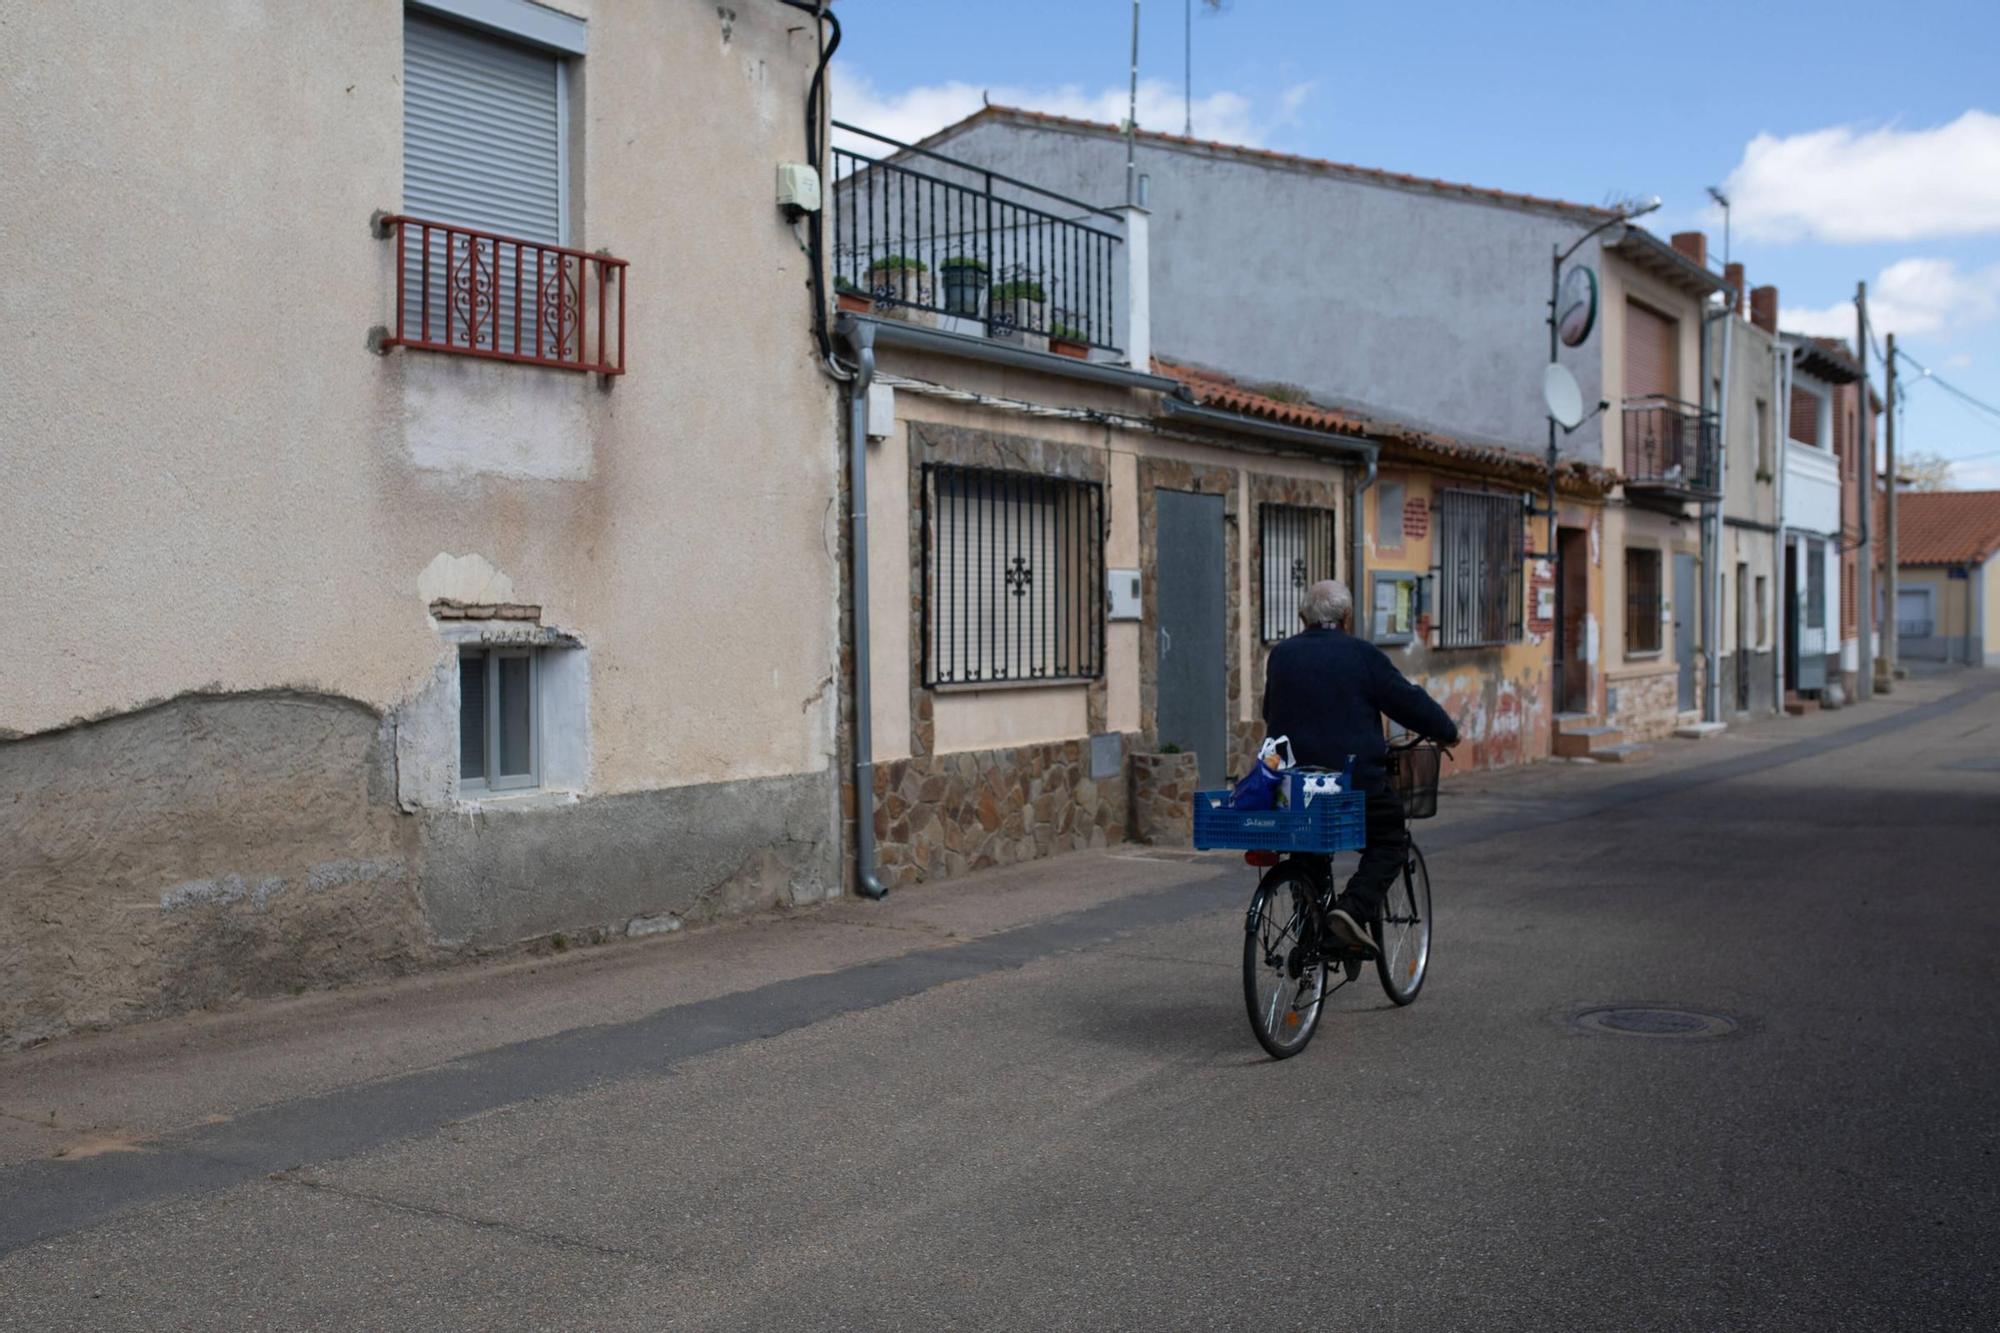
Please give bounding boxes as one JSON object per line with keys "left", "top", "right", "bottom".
{"left": 1543, "top": 363, "right": 1585, "bottom": 429}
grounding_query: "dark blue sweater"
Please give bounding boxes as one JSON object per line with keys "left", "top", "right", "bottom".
{"left": 1262, "top": 627, "right": 1461, "bottom": 791}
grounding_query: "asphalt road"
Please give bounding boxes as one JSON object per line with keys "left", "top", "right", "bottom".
{"left": 3, "top": 674, "right": 1997, "bottom": 1330}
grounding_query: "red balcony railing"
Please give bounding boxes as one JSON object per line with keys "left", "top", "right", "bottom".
{"left": 382, "top": 215, "right": 626, "bottom": 376}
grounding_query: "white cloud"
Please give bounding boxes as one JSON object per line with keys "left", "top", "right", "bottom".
{"left": 1951, "top": 457, "right": 2000, "bottom": 489}
{"left": 1722, "top": 110, "right": 2000, "bottom": 244}
{"left": 1782, "top": 257, "right": 2000, "bottom": 338}
{"left": 1946, "top": 352, "right": 1975, "bottom": 369}
{"left": 831, "top": 69, "right": 1309, "bottom": 157}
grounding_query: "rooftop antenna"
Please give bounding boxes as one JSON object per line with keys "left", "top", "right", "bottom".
{"left": 1126, "top": 0, "right": 1141, "bottom": 205}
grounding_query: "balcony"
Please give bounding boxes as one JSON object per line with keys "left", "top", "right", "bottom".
{"left": 1622, "top": 396, "right": 1720, "bottom": 503}
{"left": 380, "top": 216, "right": 626, "bottom": 376}
{"left": 829, "top": 123, "right": 1123, "bottom": 355}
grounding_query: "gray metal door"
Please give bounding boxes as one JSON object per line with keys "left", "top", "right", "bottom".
{"left": 1674, "top": 551, "right": 1697, "bottom": 711}
{"left": 1156, "top": 490, "right": 1228, "bottom": 788}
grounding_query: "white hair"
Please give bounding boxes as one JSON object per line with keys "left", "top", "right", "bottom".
{"left": 1299, "top": 579, "right": 1352, "bottom": 629}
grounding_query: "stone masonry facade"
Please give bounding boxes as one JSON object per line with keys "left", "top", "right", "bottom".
{"left": 871, "top": 736, "right": 1133, "bottom": 889}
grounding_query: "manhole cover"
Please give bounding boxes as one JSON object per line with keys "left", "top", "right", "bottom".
{"left": 1569, "top": 1005, "right": 1739, "bottom": 1040}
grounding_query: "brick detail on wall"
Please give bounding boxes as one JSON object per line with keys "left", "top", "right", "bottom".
{"left": 870, "top": 736, "right": 1134, "bottom": 889}
{"left": 1403, "top": 495, "right": 1430, "bottom": 541}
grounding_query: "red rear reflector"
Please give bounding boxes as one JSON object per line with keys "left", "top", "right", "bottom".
{"left": 1244, "top": 851, "right": 1279, "bottom": 867}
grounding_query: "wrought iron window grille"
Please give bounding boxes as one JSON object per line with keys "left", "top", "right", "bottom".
{"left": 1433, "top": 489, "right": 1525, "bottom": 649}
{"left": 1259, "top": 504, "right": 1337, "bottom": 642}
{"left": 921, "top": 464, "right": 1105, "bottom": 687}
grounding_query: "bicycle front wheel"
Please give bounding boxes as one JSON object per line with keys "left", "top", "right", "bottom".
{"left": 1375, "top": 839, "right": 1431, "bottom": 1005}
{"left": 1243, "top": 863, "right": 1328, "bottom": 1059}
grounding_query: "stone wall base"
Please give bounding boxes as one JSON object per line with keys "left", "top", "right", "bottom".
{"left": 1, "top": 691, "right": 838, "bottom": 1049}
{"left": 871, "top": 735, "right": 1135, "bottom": 890}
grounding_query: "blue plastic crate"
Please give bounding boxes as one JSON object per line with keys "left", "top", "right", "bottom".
{"left": 1191, "top": 770, "right": 1367, "bottom": 853}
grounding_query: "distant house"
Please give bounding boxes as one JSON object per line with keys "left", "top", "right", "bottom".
{"left": 1887, "top": 491, "right": 2000, "bottom": 665}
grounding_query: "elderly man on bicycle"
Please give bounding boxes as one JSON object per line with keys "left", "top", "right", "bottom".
{"left": 1263, "top": 578, "right": 1460, "bottom": 959}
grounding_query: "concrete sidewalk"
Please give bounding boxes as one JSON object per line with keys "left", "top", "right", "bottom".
{"left": 2, "top": 667, "right": 1984, "bottom": 1173}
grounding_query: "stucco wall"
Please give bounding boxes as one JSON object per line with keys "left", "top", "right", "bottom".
{"left": 1362, "top": 468, "right": 1552, "bottom": 772}
{"left": 1722, "top": 316, "right": 1781, "bottom": 527}
{"left": 928, "top": 118, "right": 1608, "bottom": 460}
{"left": 1, "top": 0, "right": 846, "bottom": 1039}
{"left": 2, "top": 0, "right": 839, "bottom": 790}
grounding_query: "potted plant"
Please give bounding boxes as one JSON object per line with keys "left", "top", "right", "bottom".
{"left": 938, "top": 256, "right": 989, "bottom": 316}
{"left": 988, "top": 278, "right": 1046, "bottom": 340}
{"left": 1048, "top": 322, "right": 1088, "bottom": 359}
{"left": 865, "top": 254, "right": 930, "bottom": 312}
{"left": 834, "top": 275, "right": 871, "bottom": 316}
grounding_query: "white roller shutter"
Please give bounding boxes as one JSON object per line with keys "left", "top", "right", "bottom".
{"left": 401, "top": 11, "right": 564, "bottom": 352}
{"left": 403, "top": 11, "right": 562, "bottom": 243}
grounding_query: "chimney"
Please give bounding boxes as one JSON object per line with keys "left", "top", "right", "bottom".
{"left": 1724, "top": 262, "right": 1746, "bottom": 315}
{"left": 1750, "top": 285, "right": 1778, "bottom": 334}
{"left": 1671, "top": 231, "right": 1707, "bottom": 268}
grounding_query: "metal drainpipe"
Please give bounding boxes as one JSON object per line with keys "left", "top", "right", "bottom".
{"left": 1350, "top": 455, "right": 1378, "bottom": 635}
{"left": 1774, "top": 346, "right": 1791, "bottom": 707}
{"left": 846, "top": 321, "right": 887, "bottom": 899}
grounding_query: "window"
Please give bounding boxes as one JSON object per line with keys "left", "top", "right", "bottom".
{"left": 459, "top": 647, "right": 539, "bottom": 790}
{"left": 1755, "top": 398, "right": 1772, "bottom": 475}
{"left": 1374, "top": 478, "right": 1406, "bottom": 555}
{"left": 1434, "top": 490, "right": 1523, "bottom": 648}
{"left": 1372, "top": 571, "right": 1421, "bottom": 646}
{"left": 1789, "top": 383, "right": 1825, "bottom": 447}
{"left": 1626, "top": 548, "right": 1663, "bottom": 654}
{"left": 403, "top": 8, "right": 567, "bottom": 349}
{"left": 923, "top": 465, "right": 1103, "bottom": 686}
{"left": 1259, "top": 504, "right": 1337, "bottom": 642}
{"left": 1755, "top": 575, "right": 1769, "bottom": 648}
{"left": 1897, "top": 587, "right": 1934, "bottom": 638}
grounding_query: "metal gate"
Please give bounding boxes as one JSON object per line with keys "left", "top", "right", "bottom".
{"left": 1156, "top": 490, "right": 1228, "bottom": 789}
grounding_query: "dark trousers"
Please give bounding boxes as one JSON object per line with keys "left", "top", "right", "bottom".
{"left": 1342, "top": 787, "right": 1409, "bottom": 918}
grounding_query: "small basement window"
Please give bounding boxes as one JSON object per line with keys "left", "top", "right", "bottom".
{"left": 460, "top": 647, "right": 539, "bottom": 790}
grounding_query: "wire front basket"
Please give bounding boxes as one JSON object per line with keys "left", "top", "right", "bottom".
{"left": 1388, "top": 741, "right": 1442, "bottom": 820}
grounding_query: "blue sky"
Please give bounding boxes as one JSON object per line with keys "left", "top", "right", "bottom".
{"left": 832, "top": 0, "right": 2000, "bottom": 486}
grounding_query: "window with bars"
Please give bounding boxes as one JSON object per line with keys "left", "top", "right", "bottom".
{"left": 1434, "top": 490, "right": 1523, "bottom": 648}
{"left": 922, "top": 465, "right": 1103, "bottom": 686}
{"left": 1625, "top": 548, "right": 1663, "bottom": 654}
{"left": 1259, "top": 504, "right": 1337, "bottom": 641}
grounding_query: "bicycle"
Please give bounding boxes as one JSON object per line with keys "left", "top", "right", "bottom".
{"left": 1233, "top": 738, "right": 1440, "bottom": 1060}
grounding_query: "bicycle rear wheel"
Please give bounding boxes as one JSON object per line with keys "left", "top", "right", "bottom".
{"left": 1374, "top": 839, "right": 1431, "bottom": 1005}
{"left": 1243, "top": 863, "right": 1328, "bottom": 1059}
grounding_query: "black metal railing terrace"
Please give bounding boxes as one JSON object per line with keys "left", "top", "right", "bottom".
{"left": 830, "top": 121, "right": 1123, "bottom": 353}
{"left": 1622, "top": 396, "right": 1722, "bottom": 499}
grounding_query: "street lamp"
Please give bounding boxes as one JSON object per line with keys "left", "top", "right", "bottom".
{"left": 1542, "top": 195, "right": 1660, "bottom": 717}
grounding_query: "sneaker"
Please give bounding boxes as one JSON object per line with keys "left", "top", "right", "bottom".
{"left": 1324, "top": 907, "right": 1379, "bottom": 959}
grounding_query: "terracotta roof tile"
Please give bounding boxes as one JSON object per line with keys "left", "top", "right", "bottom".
{"left": 1879, "top": 489, "right": 2000, "bottom": 566}
{"left": 1153, "top": 357, "right": 1616, "bottom": 495}
{"left": 927, "top": 106, "right": 1617, "bottom": 223}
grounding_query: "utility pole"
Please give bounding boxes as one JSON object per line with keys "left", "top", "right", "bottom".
{"left": 1856, "top": 281, "right": 1872, "bottom": 701}
{"left": 1883, "top": 332, "right": 1899, "bottom": 687}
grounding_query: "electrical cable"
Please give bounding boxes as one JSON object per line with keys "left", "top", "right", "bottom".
{"left": 775, "top": 0, "right": 846, "bottom": 375}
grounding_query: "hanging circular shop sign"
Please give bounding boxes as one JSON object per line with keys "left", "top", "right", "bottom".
{"left": 1558, "top": 265, "right": 1598, "bottom": 347}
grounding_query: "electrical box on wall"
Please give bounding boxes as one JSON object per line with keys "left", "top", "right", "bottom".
{"left": 1107, "top": 568, "right": 1141, "bottom": 621}
{"left": 865, "top": 383, "right": 895, "bottom": 440}
{"left": 776, "top": 163, "right": 821, "bottom": 216}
